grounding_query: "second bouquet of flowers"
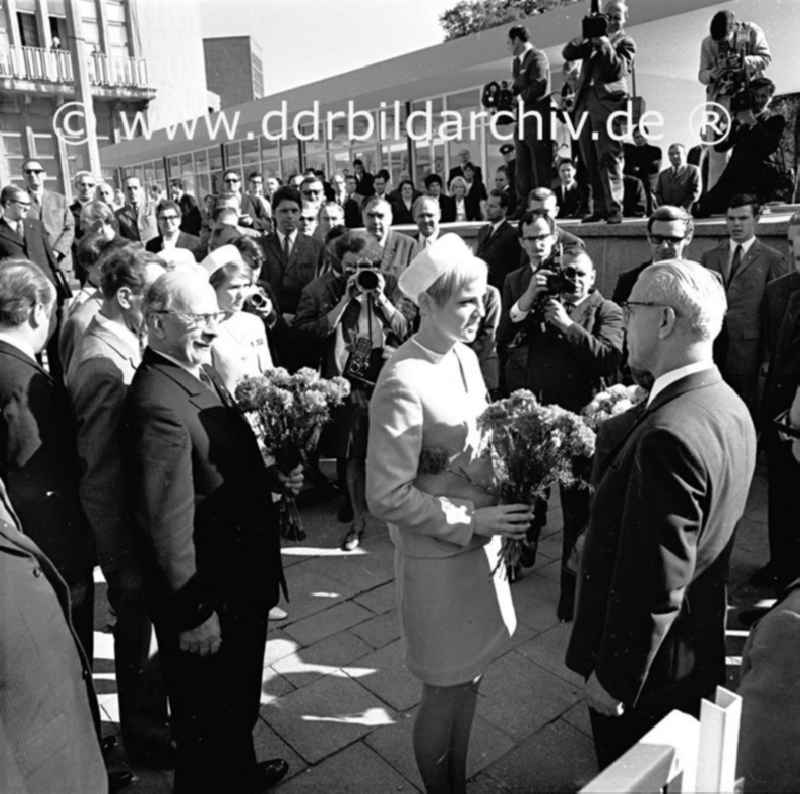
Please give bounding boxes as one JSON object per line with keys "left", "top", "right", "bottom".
{"left": 477, "top": 390, "right": 596, "bottom": 574}
{"left": 236, "top": 367, "right": 350, "bottom": 540}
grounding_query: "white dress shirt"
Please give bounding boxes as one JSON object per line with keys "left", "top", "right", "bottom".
{"left": 646, "top": 360, "right": 713, "bottom": 407}
{"left": 277, "top": 229, "right": 298, "bottom": 256}
{"left": 729, "top": 236, "right": 756, "bottom": 269}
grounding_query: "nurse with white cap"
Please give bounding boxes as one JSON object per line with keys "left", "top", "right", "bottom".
{"left": 365, "top": 234, "right": 533, "bottom": 793}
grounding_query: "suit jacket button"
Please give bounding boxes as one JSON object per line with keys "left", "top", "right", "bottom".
{"left": 32, "top": 567, "right": 42, "bottom": 577}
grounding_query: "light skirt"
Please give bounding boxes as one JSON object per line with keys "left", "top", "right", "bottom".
{"left": 392, "top": 533, "right": 517, "bottom": 686}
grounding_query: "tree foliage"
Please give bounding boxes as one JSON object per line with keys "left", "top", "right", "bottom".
{"left": 439, "top": 0, "right": 569, "bottom": 40}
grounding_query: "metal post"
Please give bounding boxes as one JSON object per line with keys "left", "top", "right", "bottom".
{"left": 65, "top": 0, "right": 101, "bottom": 178}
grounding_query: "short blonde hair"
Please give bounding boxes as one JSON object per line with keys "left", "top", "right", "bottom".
{"left": 425, "top": 256, "right": 487, "bottom": 305}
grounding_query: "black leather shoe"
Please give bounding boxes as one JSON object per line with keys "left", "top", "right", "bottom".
{"left": 125, "top": 737, "right": 176, "bottom": 769}
{"left": 253, "top": 758, "right": 289, "bottom": 791}
{"left": 340, "top": 524, "right": 363, "bottom": 551}
{"left": 581, "top": 213, "right": 604, "bottom": 223}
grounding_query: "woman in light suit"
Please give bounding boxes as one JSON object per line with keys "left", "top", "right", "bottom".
{"left": 366, "top": 234, "right": 532, "bottom": 794}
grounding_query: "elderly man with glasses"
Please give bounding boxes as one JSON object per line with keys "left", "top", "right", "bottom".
{"left": 567, "top": 259, "right": 756, "bottom": 768}
{"left": 123, "top": 268, "right": 301, "bottom": 793}
{"left": 221, "top": 169, "right": 269, "bottom": 233}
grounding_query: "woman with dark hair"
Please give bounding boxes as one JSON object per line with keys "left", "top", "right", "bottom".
{"left": 178, "top": 191, "right": 203, "bottom": 236}
{"left": 294, "top": 229, "right": 408, "bottom": 551}
{"left": 392, "top": 180, "right": 417, "bottom": 225}
{"left": 462, "top": 163, "right": 487, "bottom": 221}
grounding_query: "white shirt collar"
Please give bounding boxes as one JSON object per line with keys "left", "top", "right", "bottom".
{"left": 491, "top": 219, "right": 505, "bottom": 233}
{"left": 277, "top": 229, "right": 297, "bottom": 246}
{"left": 729, "top": 237, "right": 756, "bottom": 258}
{"left": 517, "top": 42, "right": 533, "bottom": 63}
{"left": 0, "top": 332, "right": 36, "bottom": 361}
{"left": 646, "top": 360, "right": 713, "bottom": 407}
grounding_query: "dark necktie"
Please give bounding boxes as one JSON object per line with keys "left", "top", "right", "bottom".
{"left": 730, "top": 244, "right": 743, "bottom": 284}
{"left": 17, "top": 222, "right": 24, "bottom": 243}
{"left": 283, "top": 234, "right": 291, "bottom": 263}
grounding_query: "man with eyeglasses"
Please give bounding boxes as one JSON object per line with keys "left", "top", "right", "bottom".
{"left": 22, "top": 158, "right": 76, "bottom": 280}
{"left": 0, "top": 185, "right": 72, "bottom": 377}
{"left": 567, "top": 259, "right": 756, "bottom": 768}
{"left": 220, "top": 170, "right": 269, "bottom": 234}
{"left": 124, "top": 268, "right": 300, "bottom": 792}
{"left": 612, "top": 206, "right": 694, "bottom": 305}
{"left": 499, "top": 212, "right": 624, "bottom": 604}
{"left": 145, "top": 200, "right": 201, "bottom": 260}
{"left": 362, "top": 196, "right": 415, "bottom": 282}
{"left": 116, "top": 175, "right": 158, "bottom": 244}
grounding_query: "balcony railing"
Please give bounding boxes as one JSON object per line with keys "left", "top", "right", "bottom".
{"left": 0, "top": 46, "right": 151, "bottom": 91}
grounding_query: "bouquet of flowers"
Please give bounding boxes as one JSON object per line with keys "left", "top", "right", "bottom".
{"left": 477, "top": 390, "right": 596, "bottom": 575}
{"left": 581, "top": 383, "right": 648, "bottom": 430}
{"left": 236, "top": 367, "right": 350, "bottom": 540}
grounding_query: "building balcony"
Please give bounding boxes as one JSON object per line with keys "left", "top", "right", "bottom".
{"left": 0, "top": 46, "right": 155, "bottom": 99}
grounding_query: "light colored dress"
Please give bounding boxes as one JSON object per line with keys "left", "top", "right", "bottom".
{"left": 211, "top": 310, "right": 273, "bottom": 393}
{"left": 366, "top": 336, "right": 516, "bottom": 686}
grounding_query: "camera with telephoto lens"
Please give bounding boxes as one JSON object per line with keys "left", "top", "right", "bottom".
{"left": 544, "top": 266, "right": 580, "bottom": 297}
{"left": 582, "top": 0, "right": 608, "bottom": 39}
{"left": 355, "top": 260, "right": 381, "bottom": 292}
{"left": 247, "top": 287, "right": 270, "bottom": 310}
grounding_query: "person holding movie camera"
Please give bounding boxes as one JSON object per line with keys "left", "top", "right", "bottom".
{"left": 294, "top": 230, "right": 408, "bottom": 552}
{"left": 498, "top": 211, "right": 624, "bottom": 613}
{"left": 562, "top": 0, "right": 636, "bottom": 225}
{"left": 698, "top": 10, "right": 771, "bottom": 191}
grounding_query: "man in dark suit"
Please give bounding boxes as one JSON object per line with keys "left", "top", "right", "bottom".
{"left": 623, "top": 126, "right": 663, "bottom": 215}
{"left": 69, "top": 170, "right": 97, "bottom": 283}
{"left": 145, "top": 200, "right": 201, "bottom": 259}
{"left": 508, "top": 25, "right": 551, "bottom": 206}
{"left": 494, "top": 164, "right": 517, "bottom": 218}
{"left": 563, "top": 0, "right": 636, "bottom": 223}
{"left": 124, "top": 269, "right": 301, "bottom": 793}
{"left": 424, "top": 174, "right": 455, "bottom": 223}
{"left": 447, "top": 148, "right": 483, "bottom": 187}
{"left": 566, "top": 259, "right": 756, "bottom": 767}
{"left": 115, "top": 176, "right": 158, "bottom": 244}
{"left": 524, "top": 188, "right": 586, "bottom": 258}
{"left": 343, "top": 175, "right": 364, "bottom": 228}
{"left": 499, "top": 220, "right": 624, "bottom": 606}
{"left": 500, "top": 143, "right": 517, "bottom": 209}
{"left": 700, "top": 194, "right": 788, "bottom": 415}
{"left": 612, "top": 205, "right": 694, "bottom": 305}
{"left": 0, "top": 476, "right": 106, "bottom": 794}
{"left": 0, "top": 259, "right": 94, "bottom": 658}
{"left": 0, "top": 185, "right": 71, "bottom": 378}
{"left": 475, "top": 188, "right": 522, "bottom": 290}
{"left": 755, "top": 214, "right": 800, "bottom": 589}
{"left": 261, "top": 186, "right": 323, "bottom": 317}
{"left": 22, "top": 158, "right": 75, "bottom": 279}
{"left": 555, "top": 158, "right": 591, "bottom": 220}
{"left": 654, "top": 144, "right": 702, "bottom": 212}
{"left": 353, "top": 158, "right": 374, "bottom": 197}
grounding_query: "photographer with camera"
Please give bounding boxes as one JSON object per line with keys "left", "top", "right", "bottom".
{"left": 695, "top": 78, "right": 786, "bottom": 217}
{"left": 294, "top": 231, "right": 408, "bottom": 552}
{"left": 699, "top": 10, "right": 771, "bottom": 191}
{"left": 498, "top": 212, "right": 624, "bottom": 612}
{"left": 562, "top": 0, "right": 636, "bottom": 225}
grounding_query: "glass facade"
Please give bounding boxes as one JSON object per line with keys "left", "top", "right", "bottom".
{"left": 118, "top": 80, "right": 518, "bottom": 197}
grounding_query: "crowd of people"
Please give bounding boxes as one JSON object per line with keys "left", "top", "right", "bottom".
{"left": 1, "top": 3, "right": 799, "bottom": 794}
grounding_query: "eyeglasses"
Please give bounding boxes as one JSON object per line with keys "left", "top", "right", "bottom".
{"left": 649, "top": 235, "right": 686, "bottom": 245}
{"left": 158, "top": 214, "right": 180, "bottom": 222}
{"left": 224, "top": 177, "right": 240, "bottom": 183}
{"left": 302, "top": 189, "right": 322, "bottom": 196}
{"left": 621, "top": 301, "right": 674, "bottom": 322}
{"left": 152, "top": 310, "right": 224, "bottom": 327}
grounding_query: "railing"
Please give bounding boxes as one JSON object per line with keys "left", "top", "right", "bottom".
{"left": 0, "top": 46, "right": 151, "bottom": 90}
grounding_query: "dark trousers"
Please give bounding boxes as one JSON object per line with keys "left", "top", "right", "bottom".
{"left": 766, "top": 429, "right": 800, "bottom": 581}
{"left": 515, "top": 116, "right": 552, "bottom": 209}
{"left": 107, "top": 578, "right": 169, "bottom": 745}
{"left": 575, "top": 93, "right": 625, "bottom": 218}
{"left": 154, "top": 607, "right": 269, "bottom": 794}
{"left": 558, "top": 484, "right": 590, "bottom": 621}
{"left": 589, "top": 685, "right": 705, "bottom": 769}
{"left": 70, "top": 576, "right": 95, "bottom": 663}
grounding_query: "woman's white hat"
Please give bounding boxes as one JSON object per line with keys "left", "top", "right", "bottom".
{"left": 398, "top": 233, "right": 480, "bottom": 300}
{"left": 199, "top": 244, "right": 244, "bottom": 278}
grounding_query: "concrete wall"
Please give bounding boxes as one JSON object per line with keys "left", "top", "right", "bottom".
{"left": 131, "top": 0, "right": 208, "bottom": 131}
{"left": 394, "top": 212, "right": 794, "bottom": 298}
{"left": 203, "top": 37, "right": 255, "bottom": 109}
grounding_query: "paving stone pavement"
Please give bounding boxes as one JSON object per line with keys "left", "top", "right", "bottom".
{"left": 94, "top": 462, "right": 771, "bottom": 793}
